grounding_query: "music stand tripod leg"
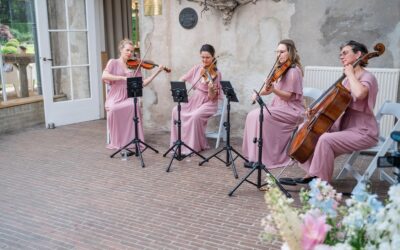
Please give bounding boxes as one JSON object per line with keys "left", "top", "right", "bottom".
{"left": 163, "top": 81, "right": 205, "bottom": 171}
{"left": 228, "top": 93, "right": 291, "bottom": 197}
{"left": 165, "top": 143, "right": 179, "bottom": 172}
{"left": 181, "top": 142, "right": 206, "bottom": 160}
{"left": 199, "top": 89, "right": 242, "bottom": 178}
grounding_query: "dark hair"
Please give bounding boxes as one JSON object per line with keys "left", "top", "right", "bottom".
{"left": 278, "top": 39, "right": 303, "bottom": 75}
{"left": 200, "top": 44, "right": 215, "bottom": 57}
{"left": 340, "top": 40, "right": 369, "bottom": 66}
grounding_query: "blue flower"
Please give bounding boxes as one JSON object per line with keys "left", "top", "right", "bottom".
{"left": 351, "top": 182, "right": 369, "bottom": 202}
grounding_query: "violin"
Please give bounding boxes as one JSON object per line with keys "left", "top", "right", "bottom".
{"left": 200, "top": 64, "right": 218, "bottom": 83}
{"left": 252, "top": 59, "right": 293, "bottom": 104}
{"left": 126, "top": 58, "right": 171, "bottom": 73}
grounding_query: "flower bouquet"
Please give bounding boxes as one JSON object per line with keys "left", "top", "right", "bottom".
{"left": 261, "top": 177, "right": 400, "bottom": 250}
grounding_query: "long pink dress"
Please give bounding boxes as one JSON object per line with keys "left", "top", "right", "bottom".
{"left": 242, "top": 66, "right": 304, "bottom": 168}
{"left": 170, "top": 65, "right": 222, "bottom": 154}
{"left": 300, "top": 70, "right": 379, "bottom": 182}
{"left": 104, "top": 59, "right": 144, "bottom": 150}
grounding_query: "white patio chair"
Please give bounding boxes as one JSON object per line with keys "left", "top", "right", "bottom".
{"left": 206, "top": 96, "right": 227, "bottom": 149}
{"left": 336, "top": 101, "right": 400, "bottom": 185}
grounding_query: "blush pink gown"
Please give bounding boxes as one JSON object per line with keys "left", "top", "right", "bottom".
{"left": 242, "top": 66, "right": 304, "bottom": 168}
{"left": 104, "top": 59, "right": 144, "bottom": 150}
{"left": 170, "top": 65, "right": 222, "bottom": 154}
{"left": 300, "top": 70, "right": 379, "bottom": 182}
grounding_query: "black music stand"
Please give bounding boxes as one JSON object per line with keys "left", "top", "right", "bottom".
{"left": 199, "top": 81, "right": 247, "bottom": 179}
{"left": 163, "top": 81, "right": 206, "bottom": 172}
{"left": 110, "top": 77, "right": 159, "bottom": 167}
{"left": 229, "top": 91, "right": 291, "bottom": 197}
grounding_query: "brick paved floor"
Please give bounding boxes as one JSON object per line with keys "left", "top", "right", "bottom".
{"left": 0, "top": 120, "right": 392, "bottom": 249}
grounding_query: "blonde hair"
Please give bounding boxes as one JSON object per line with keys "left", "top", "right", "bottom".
{"left": 118, "top": 38, "right": 134, "bottom": 51}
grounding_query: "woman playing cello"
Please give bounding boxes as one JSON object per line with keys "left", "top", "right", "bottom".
{"left": 281, "top": 40, "right": 380, "bottom": 185}
{"left": 242, "top": 39, "right": 304, "bottom": 168}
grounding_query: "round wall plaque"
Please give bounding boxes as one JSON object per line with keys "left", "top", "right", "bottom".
{"left": 179, "top": 8, "right": 198, "bottom": 29}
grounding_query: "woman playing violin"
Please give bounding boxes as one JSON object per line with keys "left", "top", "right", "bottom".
{"left": 102, "top": 38, "right": 166, "bottom": 150}
{"left": 281, "top": 40, "right": 379, "bottom": 185}
{"left": 242, "top": 39, "right": 304, "bottom": 168}
{"left": 169, "top": 44, "right": 221, "bottom": 155}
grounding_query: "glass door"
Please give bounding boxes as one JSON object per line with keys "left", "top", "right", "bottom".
{"left": 35, "top": 0, "right": 101, "bottom": 126}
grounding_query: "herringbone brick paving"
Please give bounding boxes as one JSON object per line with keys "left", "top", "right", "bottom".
{"left": 0, "top": 120, "right": 391, "bottom": 249}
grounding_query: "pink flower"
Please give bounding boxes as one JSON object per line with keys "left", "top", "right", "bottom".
{"left": 301, "top": 212, "right": 331, "bottom": 250}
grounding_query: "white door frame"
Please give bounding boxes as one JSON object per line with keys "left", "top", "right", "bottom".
{"left": 35, "top": 0, "right": 102, "bottom": 127}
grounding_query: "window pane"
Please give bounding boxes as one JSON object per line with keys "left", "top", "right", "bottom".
{"left": 50, "top": 32, "right": 68, "bottom": 66}
{"left": 72, "top": 67, "right": 90, "bottom": 99}
{"left": 52, "top": 67, "right": 71, "bottom": 101}
{"left": 70, "top": 32, "right": 88, "bottom": 65}
{"left": 47, "top": 0, "right": 66, "bottom": 30}
{"left": 68, "top": 0, "right": 86, "bottom": 29}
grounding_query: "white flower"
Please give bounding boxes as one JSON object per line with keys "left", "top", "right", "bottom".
{"left": 329, "top": 243, "right": 352, "bottom": 250}
{"left": 388, "top": 184, "right": 400, "bottom": 204}
{"left": 281, "top": 242, "right": 291, "bottom": 250}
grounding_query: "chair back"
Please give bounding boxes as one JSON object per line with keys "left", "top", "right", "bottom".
{"left": 303, "top": 87, "right": 323, "bottom": 100}
{"left": 206, "top": 96, "right": 227, "bottom": 148}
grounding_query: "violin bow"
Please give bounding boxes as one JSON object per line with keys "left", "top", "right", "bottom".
{"left": 132, "top": 42, "right": 152, "bottom": 77}
{"left": 251, "top": 54, "right": 280, "bottom": 104}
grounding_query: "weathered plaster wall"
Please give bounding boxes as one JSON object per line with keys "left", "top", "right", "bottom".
{"left": 139, "top": 0, "right": 400, "bottom": 135}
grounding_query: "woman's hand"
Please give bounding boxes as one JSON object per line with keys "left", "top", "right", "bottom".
{"left": 264, "top": 83, "right": 274, "bottom": 95}
{"left": 305, "top": 108, "right": 315, "bottom": 119}
{"left": 207, "top": 80, "right": 217, "bottom": 100}
{"left": 208, "top": 80, "right": 216, "bottom": 93}
{"left": 343, "top": 64, "right": 355, "bottom": 77}
{"left": 158, "top": 64, "right": 165, "bottom": 73}
{"left": 251, "top": 92, "right": 258, "bottom": 102}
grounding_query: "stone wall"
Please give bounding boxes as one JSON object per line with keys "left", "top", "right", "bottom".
{"left": 139, "top": 0, "right": 400, "bottom": 135}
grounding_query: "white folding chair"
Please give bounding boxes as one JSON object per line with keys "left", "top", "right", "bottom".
{"left": 336, "top": 101, "right": 400, "bottom": 185}
{"left": 206, "top": 96, "right": 227, "bottom": 148}
{"left": 277, "top": 87, "right": 323, "bottom": 177}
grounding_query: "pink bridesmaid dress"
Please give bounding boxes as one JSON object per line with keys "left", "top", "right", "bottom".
{"left": 170, "top": 65, "right": 222, "bottom": 154}
{"left": 104, "top": 59, "right": 144, "bottom": 150}
{"left": 242, "top": 66, "right": 304, "bottom": 168}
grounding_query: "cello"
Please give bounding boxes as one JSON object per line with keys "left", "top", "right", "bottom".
{"left": 288, "top": 43, "right": 385, "bottom": 163}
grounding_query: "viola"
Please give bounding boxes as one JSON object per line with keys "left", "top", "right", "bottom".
{"left": 270, "top": 60, "right": 292, "bottom": 83}
{"left": 252, "top": 59, "right": 293, "bottom": 104}
{"left": 287, "top": 43, "right": 385, "bottom": 163}
{"left": 126, "top": 58, "right": 171, "bottom": 73}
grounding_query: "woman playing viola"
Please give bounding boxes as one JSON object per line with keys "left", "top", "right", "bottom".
{"left": 169, "top": 44, "right": 222, "bottom": 155}
{"left": 102, "top": 39, "right": 166, "bottom": 150}
{"left": 242, "top": 39, "right": 304, "bottom": 168}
